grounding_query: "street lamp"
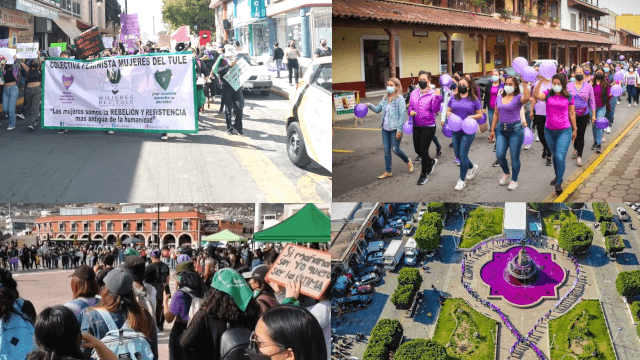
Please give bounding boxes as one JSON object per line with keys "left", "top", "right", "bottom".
{"left": 613, "top": 327, "right": 623, "bottom": 343}
{"left": 90, "top": 0, "right": 103, "bottom": 28}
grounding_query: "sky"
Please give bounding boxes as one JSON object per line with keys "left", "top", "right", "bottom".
{"left": 116, "top": 0, "right": 166, "bottom": 38}
{"left": 599, "top": 0, "right": 640, "bottom": 16}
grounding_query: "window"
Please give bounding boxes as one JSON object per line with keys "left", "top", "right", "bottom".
{"left": 59, "top": 222, "right": 65, "bottom": 232}
{"left": 95, "top": 221, "right": 102, "bottom": 231}
{"left": 107, "top": 221, "right": 113, "bottom": 231}
{"left": 61, "top": 0, "right": 81, "bottom": 17}
{"left": 137, "top": 221, "right": 143, "bottom": 232}
{"left": 152, "top": 220, "right": 158, "bottom": 231}
{"left": 167, "top": 220, "right": 174, "bottom": 231}
{"left": 71, "top": 222, "right": 77, "bottom": 232}
{"left": 183, "top": 220, "right": 190, "bottom": 231}
{"left": 311, "top": 63, "right": 332, "bottom": 93}
{"left": 83, "top": 222, "right": 89, "bottom": 232}
{"left": 571, "top": 13, "right": 577, "bottom": 31}
{"left": 122, "top": 221, "right": 129, "bottom": 231}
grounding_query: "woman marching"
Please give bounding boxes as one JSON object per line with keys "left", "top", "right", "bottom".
{"left": 589, "top": 66, "right": 610, "bottom": 152}
{"left": 530, "top": 72, "right": 553, "bottom": 166}
{"left": 366, "top": 77, "right": 413, "bottom": 179}
{"left": 623, "top": 63, "right": 639, "bottom": 107}
{"left": 482, "top": 69, "right": 504, "bottom": 145}
{"left": 443, "top": 76, "right": 482, "bottom": 191}
{"left": 489, "top": 76, "right": 531, "bottom": 191}
{"left": 567, "top": 66, "right": 595, "bottom": 167}
{"left": 407, "top": 71, "right": 442, "bottom": 185}
{"left": 533, "top": 74, "right": 578, "bottom": 195}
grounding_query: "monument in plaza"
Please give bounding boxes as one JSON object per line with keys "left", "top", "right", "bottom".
{"left": 505, "top": 240, "right": 540, "bottom": 286}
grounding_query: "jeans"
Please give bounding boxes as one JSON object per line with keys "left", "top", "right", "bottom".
{"left": 2, "top": 84, "right": 18, "bottom": 128}
{"left": 606, "top": 96, "right": 617, "bottom": 125}
{"left": 452, "top": 131, "right": 475, "bottom": 181}
{"left": 381, "top": 129, "right": 409, "bottom": 173}
{"left": 275, "top": 59, "right": 283, "bottom": 77}
{"left": 487, "top": 108, "right": 495, "bottom": 131}
{"left": 627, "top": 85, "right": 637, "bottom": 104}
{"left": 574, "top": 114, "right": 590, "bottom": 157}
{"left": 221, "top": 86, "right": 244, "bottom": 132}
{"left": 544, "top": 127, "right": 573, "bottom": 185}
{"left": 534, "top": 115, "right": 550, "bottom": 154}
{"left": 592, "top": 106, "right": 605, "bottom": 145}
{"left": 412, "top": 126, "right": 436, "bottom": 175}
{"left": 495, "top": 122, "right": 524, "bottom": 181}
{"left": 433, "top": 135, "right": 441, "bottom": 149}
{"left": 24, "top": 86, "right": 41, "bottom": 126}
{"left": 524, "top": 109, "right": 532, "bottom": 128}
{"left": 287, "top": 58, "right": 299, "bottom": 84}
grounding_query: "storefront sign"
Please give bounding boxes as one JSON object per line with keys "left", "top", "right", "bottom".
{"left": 16, "top": 0, "right": 59, "bottom": 20}
{"left": 265, "top": 244, "right": 330, "bottom": 300}
{"left": 18, "top": 30, "right": 33, "bottom": 43}
{"left": 33, "top": 0, "right": 60, "bottom": 8}
{"left": 16, "top": 42, "right": 39, "bottom": 58}
{"left": 42, "top": 52, "right": 198, "bottom": 133}
{"left": 0, "top": 8, "right": 31, "bottom": 29}
{"left": 250, "top": 0, "right": 265, "bottom": 19}
{"left": 73, "top": 26, "right": 105, "bottom": 59}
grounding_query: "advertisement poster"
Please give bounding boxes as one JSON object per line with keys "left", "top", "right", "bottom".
{"left": 333, "top": 92, "right": 356, "bottom": 115}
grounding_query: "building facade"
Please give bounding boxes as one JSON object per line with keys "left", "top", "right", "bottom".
{"left": 34, "top": 211, "right": 206, "bottom": 248}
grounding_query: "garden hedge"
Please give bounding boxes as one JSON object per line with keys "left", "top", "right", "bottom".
{"left": 558, "top": 222, "right": 594, "bottom": 254}
{"left": 398, "top": 267, "right": 423, "bottom": 286}
{"left": 394, "top": 339, "right": 448, "bottom": 360}
{"left": 362, "top": 319, "right": 403, "bottom": 360}
{"left": 392, "top": 268, "right": 423, "bottom": 309}
{"left": 630, "top": 301, "right": 640, "bottom": 323}
{"left": 415, "top": 212, "right": 443, "bottom": 251}
{"left": 426, "top": 202, "right": 446, "bottom": 222}
{"left": 600, "top": 221, "right": 619, "bottom": 237}
{"left": 605, "top": 235, "right": 624, "bottom": 254}
{"left": 616, "top": 270, "right": 640, "bottom": 299}
{"left": 593, "top": 203, "right": 614, "bottom": 223}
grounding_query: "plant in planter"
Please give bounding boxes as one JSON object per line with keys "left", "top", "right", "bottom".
{"left": 538, "top": 13, "right": 549, "bottom": 24}
{"left": 500, "top": 8, "right": 511, "bottom": 19}
{"left": 470, "top": 0, "right": 486, "bottom": 12}
{"left": 522, "top": 11, "right": 534, "bottom": 22}
{"left": 550, "top": 17, "right": 559, "bottom": 25}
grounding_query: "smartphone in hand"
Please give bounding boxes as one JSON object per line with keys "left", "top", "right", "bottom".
{"left": 164, "top": 284, "right": 170, "bottom": 295}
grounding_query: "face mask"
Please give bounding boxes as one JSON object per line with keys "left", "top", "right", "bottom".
{"left": 595, "top": 73, "right": 604, "bottom": 79}
{"left": 552, "top": 85, "right": 563, "bottom": 93}
{"left": 604, "top": 68, "right": 610, "bottom": 73}
{"left": 575, "top": 74, "right": 584, "bottom": 81}
{"left": 458, "top": 85, "right": 468, "bottom": 94}
{"left": 519, "top": 85, "right": 524, "bottom": 93}
{"left": 321, "top": 42, "right": 327, "bottom": 46}
{"left": 246, "top": 349, "right": 273, "bottom": 360}
{"left": 418, "top": 81, "right": 428, "bottom": 90}
{"left": 631, "top": 69, "right": 635, "bottom": 72}
{"left": 387, "top": 86, "right": 396, "bottom": 94}
{"left": 584, "top": 70, "right": 591, "bottom": 75}
{"left": 570, "top": 77, "right": 576, "bottom": 82}
{"left": 504, "top": 85, "right": 515, "bottom": 94}
{"left": 491, "top": 75, "right": 499, "bottom": 82}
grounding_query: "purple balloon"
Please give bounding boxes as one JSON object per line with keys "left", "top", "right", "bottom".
{"left": 513, "top": 57, "right": 528, "bottom": 74}
{"left": 607, "top": 59, "right": 612, "bottom": 64}
{"left": 442, "top": 123, "right": 453, "bottom": 138}
{"left": 611, "top": 84, "right": 623, "bottom": 97}
{"left": 614, "top": 71, "right": 624, "bottom": 82}
{"left": 439, "top": 74, "right": 452, "bottom": 87}
{"left": 354, "top": 103, "right": 368, "bottom": 118}
{"left": 403, "top": 118, "right": 414, "bottom": 135}
{"left": 595, "top": 117, "right": 609, "bottom": 130}
{"left": 620, "top": 55, "right": 625, "bottom": 60}
{"left": 539, "top": 62, "right": 556, "bottom": 79}
{"left": 521, "top": 66, "right": 538, "bottom": 82}
{"left": 478, "top": 112, "right": 487, "bottom": 125}
{"left": 462, "top": 117, "right": 478, "bottom": 135}
{"left": 448, "top": 113, "right": 463, "bottom": 132}
{"left": 523, "top": 127, "right": 534, "bottom": 146}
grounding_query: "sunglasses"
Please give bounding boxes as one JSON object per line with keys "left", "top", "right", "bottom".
{"left": 249, "top": 331, "right": 287, "bottom": 353}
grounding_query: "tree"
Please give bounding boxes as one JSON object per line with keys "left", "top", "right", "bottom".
{"left": 558, "top": 222, "right": 593, "bottom": 254}
{"left": 426, "top": 203, "right": 446, "bottom": 222}
{"left": 414, "top": 224, "right": 441, "bottom": 252}
{"left": 600, "top": 221, "right": 619, "bottom": 237}
{"left": 398, "top": 267, "right": 422, "bottom": 286}
{"left": 616, "top": 270, "right": 640, "bottom": 299}
{"left": 394, "top": 339, "right": 448, "bottom": 360}
{"left": 391, "top": 284, "right": 415, "bottom": 309}
{"left": 161, "top": 0, "right": 216, "bottom": 34}
{"left": 116, "top": 235, "right": 122, "bottom": 248}
{"left": 605, "top": 235, "right": 625, "bottom": 254}
{"left": 104, "top": 0, "right": 122, "bottom": 27}
{"left": 363, "top": 319, "right": 403, "bottom": 360}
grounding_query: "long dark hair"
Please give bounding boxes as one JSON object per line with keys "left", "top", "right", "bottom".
{"left": 592, "top": 66, "right": 610, "bottom": 106}
{"left": 94, "top": 288, "right": 154, "bottom": 340}
{"left": 454, "top": 76, "right": 478, "bottom": 101}
{"left": 0, "top": 268, "right": 19, "bottom": 322}
{"left": 201, "top": 287, "right": 260, "bottom": 327}
{"left": 27, "top": 306, "right": 84, "bottom": 360}
{"left": 260, "top": 305, "right": 327, "bottom": 360}
{"left": 548, "top": 73, "right": 571, "bottom": 100}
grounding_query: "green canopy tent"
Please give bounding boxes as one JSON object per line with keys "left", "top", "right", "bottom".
{"left": 202, "top": 229, "right": 248, "bottom": 244}
{"left": 253, "top": 204, "right": 330, "bottom": 243}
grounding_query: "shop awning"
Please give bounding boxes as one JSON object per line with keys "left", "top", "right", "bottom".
{"left": 202, "top": 229, "right": 247, "bottom": 242}
{"left": 253, "top": 204, "right": 330, "bottom": 243}
{"left": 53, "top": 18, "right": 82, "bottom": 43}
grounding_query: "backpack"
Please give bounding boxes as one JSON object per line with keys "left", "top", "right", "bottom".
{"left": 93, "top": 308, "right": 154, "bottom": 360}
{"left": 220, "top": 327, "right": 251, "bottom": 360}
{"left": 133, "top": 285, "right": 156, "bottom": 318}
{"left": 0, "top": 299, "right": 35, "bottom": 360}
{"left": 180, "top": 288, "right": 204, "bottom": 328}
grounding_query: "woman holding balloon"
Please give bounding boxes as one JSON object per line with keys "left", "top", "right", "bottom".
{"left": 533, "top": 74, "right": 577, "bottom": 195}
{"left": 408, "top": 71, "right": 443, "bottom": 185}
{"left": 590, "top": 67, "right": 610, "bottom": 153}
{"left": 365, "top": 77, "right": 413, "bottom": 179}
{"left": 488, "top": 76, "right": 531, "bottom": 191}
{"left": 566, "top": 66, "right": 595, "bottom": 167}
{"left": 443, "top": 76, "right": 482, "bottom": 191}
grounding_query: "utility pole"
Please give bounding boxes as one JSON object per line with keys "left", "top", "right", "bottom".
{"left": 125, "top": 0, "right": 128, "bottom": 14}
{"left": 153, "top": 16, "right": 155, "bottom": 36}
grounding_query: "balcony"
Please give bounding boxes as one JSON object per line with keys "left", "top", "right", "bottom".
{"left": 447, "top": 0, "right": 496, "bottom": 15}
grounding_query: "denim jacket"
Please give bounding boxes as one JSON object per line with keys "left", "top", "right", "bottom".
{"left": 368, "top": 95, "right": 407, "bottom": 131}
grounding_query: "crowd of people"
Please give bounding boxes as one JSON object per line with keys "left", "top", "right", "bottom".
{"left": 365, "top": 59, "right": 629, "bottom": 195}
{"left": 0, "top": 241, "right": 330, "bottom": 360}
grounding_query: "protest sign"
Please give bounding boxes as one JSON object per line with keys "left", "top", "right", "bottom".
{"left": 17, "top": 30, "right": 33, "bottom": 43}
{"left": 43, "top": 52, "right": 198, "bottom": 133}
{"left": 73, "top": 27, "right": 105, "bottom": 59}
{"left": 158, "top": 33, "right": 170, "bottom": 48}
{"left": 199, "top": 31, "right": 210, "bottom": 46}
{"left": 102, "top": 37, "right": 113, "bottom": 49}
{"left": 0, "top": 48, "right": 17, "bottom": 64}
{"left": 48, "top": 46, "right": 61, "bottom": 57}
{"left": 51, "top": 43, "right": 67, "bottom": 51}
{"left": 16, "top": 42, "right": 39, "bottom": 58}
{"left": 0, "top": 39, "right": 9, "bottom": 48}
{"left": 120, "top": 14, "right": 140, "bottom": 53}
{"left": 222, "top": 58, "right": 250, "bottom": 91}
{"left": 171, "top": 25, "right": 190, "bottom": 42}
{"left": 265, "top": 244, "right": 330, "bottom": 299}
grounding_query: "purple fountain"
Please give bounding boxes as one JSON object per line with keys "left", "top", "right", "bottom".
{"left": 505, "top": 241, "right": 540, "bottom": 286}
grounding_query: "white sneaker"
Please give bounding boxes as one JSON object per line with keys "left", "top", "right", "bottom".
{"left": 16, "top": 113, "right": 24, "bottom": 120}
{"left": 524, "top": 144, "right": 531, "bottom": 150}
{"left": 161, "top": 134, "right": 168, "bottom": 140}
{"left": 466, "top": 164, "right": 479, "bottom": 180}
{"left": 7, "top": 125, "right": 15, "bottom": 130}
{"left": 606, "top": 126, "right": 611, "bottom": 134}
{"left": 617, "top": 100, "right": 621, "bottom": 105}
{"left": 107, "top": 130, "right": 114, "bottom": 135}
{"left": 455, "top": 179, "right": 466, "bottom": 191}
{"left": 535, "top": 135, "right": 540, "bottom": 142}
{"left": 499, "top": 174, "right": 510, "bottom": 186}
{"left": 629, "top": 104, "right": 632, "bottom": 107}
{"left": 508, "top": 181, "right": 519, "bottom": 190}
{"left": 635, "top": 102, "right": 638, "bottom": 107}
{"left": 602, "top": 136, "right": 606, "bottom": 142}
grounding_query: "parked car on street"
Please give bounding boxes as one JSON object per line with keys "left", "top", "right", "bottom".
{"left": 366, "top": 251, "right": 384, "bottom": 262}
{"left": 331, "top": 294, "right": 373, "bottom": 312}
{"left": 617, "top": 207, "right": 629, "bottom": 222}
{"left": 350, "top": 285, "right": 374, "bottom": 295}
{"left": 355, "top": 265, "right": 384, "bottom": 277}
{"left": 354, "top": 273, "right": 380, "bottom": 286}
{"left": 234, "top": 52, "right": 273, "bottom": 96}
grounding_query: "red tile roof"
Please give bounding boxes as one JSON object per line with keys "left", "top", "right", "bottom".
{"left": 334, "top": 0, "right": 614, "bottom": 45}
{"left": 611, "top": 44, "right": 640, "bottom": 52}
{"left": 619, "top": 27, "right": 640, "bottom": 38}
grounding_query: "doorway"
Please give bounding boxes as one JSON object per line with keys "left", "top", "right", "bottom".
{"left": 519, "top": 44, "right": 528, "bottom": 58}
{"left": 440, "top": 40, "right": 464, "bottom": 74}
{"left": 494, "top": 44, "right": 506, "bottom": 68}
{"left": 362, "top": 37, "right": 401, "bottom": 89}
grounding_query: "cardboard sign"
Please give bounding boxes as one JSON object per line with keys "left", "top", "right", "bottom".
{"left": 222, "top": 58, "right": 250, "bottom": 91}
{"left": 17, "top": 30, "right": 33, "bottom": 43}
{"left": 48, "top": 46, "right": 61, "bottom": 57}
{"left": 16, "top": 42, "right": 39, "bottom": 58}
{"left": 0, "top": 48, "right": 16, "bottom": 64}
{"left": 199, "top": 31, "right": 210, "bottom": 46}
{"left": 0, "top": 39, "right": 8, "bottom": 48}
{"left": 73, "top": 26, "right": 105, "bottom": 59}
{"left": 51, "top": 43, "right": 67, "bottom": 51}
{"left": 265, "top": 244, "right": 330, "bottom": 299}
{"left": 333, "top": 93, "right": 357, "bottom": 115}
{"left": 158, "top": 33, "right": 170, "bottom": 48}
{"left": 102, "top": 36, "right": 113, "bottom": 49}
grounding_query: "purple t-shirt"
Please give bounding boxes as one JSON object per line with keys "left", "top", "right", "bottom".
{"left": 496, "top": 93, "right": 524, "bottom": 124}
{"left": 448, "top": 96, "right": 482, "bottom": 122}
{"left": 544, "top": 90, "right": 574, "bottom": 130}
{"left": 169, "top": 289, "right": 192, "bottom": 323}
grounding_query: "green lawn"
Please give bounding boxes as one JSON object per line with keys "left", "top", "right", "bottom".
{"left": 459, "top": 207, "right": 504, "bottom": 249}
{"left": 432, "top": 298, "right": 496, "bottom": 360}
{"left": 548, "top": 300, "right": 615, "bottom": 360}
{"left": 542, "top": 209, "right": 577, "bottom": 239}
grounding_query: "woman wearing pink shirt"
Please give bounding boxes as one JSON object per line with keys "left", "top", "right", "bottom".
{"left": 590, "top": 67, "right": 610, "bottom": 154}
{"left": 533, "top": 74, "right": 577, "bottom": 195}
{"left": 566, "top": 67, "right": 595, "bottom": 167}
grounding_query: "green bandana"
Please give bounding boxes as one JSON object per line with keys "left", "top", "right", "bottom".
{"left": 211, "top": 268, "right": 253, "bottom": 312}
{"left": 123, "top": 248, "right": 139, "bottom": 256}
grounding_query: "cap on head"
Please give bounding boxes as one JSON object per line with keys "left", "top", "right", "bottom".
{"left": 242, "top": 264, "right": 269, "bottom": 283}
{"left": 103, "top": 268, "right": 133, "bottom": 296}
{"left": 69, "top": 265, "right": 96, "bottom": 281}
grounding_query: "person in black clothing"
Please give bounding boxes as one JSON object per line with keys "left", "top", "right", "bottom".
{"left": 218, "top": 46, "right": 244, "bottom": 135}
{"left": 273, "top": 42, "right": 284, "bottom": 78}
{"left": 314, "top": 39, "right": 331, "bottom": 58}
{"left": 145, "top": 250, "right": 170, "bottom": 331}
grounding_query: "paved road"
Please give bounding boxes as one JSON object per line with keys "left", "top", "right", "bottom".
{"left": 333, "top": 96, "right": 640, "bottom": 202}
{"left": 0, "top": 93, "right": 331, "bottom": 203}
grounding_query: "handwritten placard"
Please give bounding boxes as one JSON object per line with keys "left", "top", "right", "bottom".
{"left": 51, "top": 43, "right": 67, "bottom": 51}
{"left": 222, "top": 58, "right": 250, "bottom": 91}
{"left": 16, "top": 42, "right": 39, "bottom": 58}
{"left": 0, "top": 48, "right": 16, "bottom": 64}
{"left": 265, "top": 244, "right": 330, "bottom": 299}
{"left": 73, "top": 26, "right": 105, "bottom": 59}
{"left": 102, "top": 36, "right": 113, "bottom": 49}
{"left": 48, "top": 46, "right": 61, "bottom": 57}
{"left": 0, "top": 39, "right": 8, "bottom": 48}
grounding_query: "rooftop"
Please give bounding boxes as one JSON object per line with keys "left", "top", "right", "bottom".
{"left": 331, "top": 202, "right": 378, "bottom": 262}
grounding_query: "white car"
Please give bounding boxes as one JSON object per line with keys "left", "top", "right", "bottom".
{"left": 532, "top": 59, "right": 559, "bottom": 68}
{"left": 617, "top": 207, "right": 629, "bottom": 221}
{"left": 632, "top": 204, "right": 640, "bottom": 211}
{"left": 286, "top": 56, "right": 331, "bottom": 171}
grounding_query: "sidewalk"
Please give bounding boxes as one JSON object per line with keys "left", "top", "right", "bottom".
{"left": 269, "top": 68, "right": 297, "bottom": 100}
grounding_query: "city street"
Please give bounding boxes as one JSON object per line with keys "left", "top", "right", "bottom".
{"left": 0, "top": 92, "right": 331, "bottom": 203}
{"left": 333, "top": 97, "right": 640, "bottom": 202}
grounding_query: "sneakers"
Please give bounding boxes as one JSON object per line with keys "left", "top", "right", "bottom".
{"left": 429, "top": 159, "right": 438, "bottom": 175}
{"left": 524, "top": 144, "right": 531, "bottom": 150}
{"left": 499, "top": 174, "right": 510, "bottom": 186}
{"left": 542, "top": 149, "right": 547, "bottom": 158}
{"left": 407, "top": 159, "right": 414, "bottom": 173}
{"left": 378, "top": 172, "right": 393, "bottom": 179}
{"left": 16, "top": 113, "right": 24, "bottom": 120}
{"left": 550, "top": 177, "right": 557, "bottom": 185}
{"left": 617, "top": 100, "right": 620, "bottom": 105}
{"left": 237, "top": 129, "right": 244, "bottom": 135}
{"left": 591, "top": 143, "right": 597, "bottom": 151}
{"left": 602, "top": 136, "right": 606, "bottom": 142}
{"left": 7, "top": 125, "right": 15, "bottom": 130}
{"left": 436, "top": 147, "right": 442, "bottom": 157}
{"left": 417, "top": 174, "right": 428, "bottom": 185}
{"left": 596, "top": 144, "right": 602, "bottom": 153}
{"left": 572, "top": 152, "right": 578, "bottom": 159}
{"left": 449, "top": 142, "right": 454, "bottom": 148}
{"left": 453, "top": 158, "right": 460, "bottom": 166}
{"left": 636, "top": 102, "right": 639, "bottom": 107}
{"left": 606, "top": 126, "right": 611, "bottom": 134}
{"left": 226, "top": 129, "right": 233, "bottom": 135}
{"left": 492, "top": 160, "right": 500, "bottom": 167}
{"left": 508, "top": 181, "right": 518, "bottom": 191}
{"left": 577, "top": 157, "right": 583, "bottom": 167}
{"left": 535, "top": 135, "right": 540, "bottom": 142}
{"left": 493, "top": 144, "right": 496, "bottom": 152}
{"left": 629, "top": 103, "right": 632, "bottom": 107}
{"left": 57, "top": 129, "right": 67, "bottom": 134}
{"left": 454, "top": 179, "right": 466, "bottom": 191}
{"left": 107, "top": 130, "right": 114, "bottom": 135}
{"left": 466, "top": 164, "right": 479, "bottom": 180}
{"left": 28, "top": 125, "right": 34, "bottom": 131}
{"left": 414, "top": 155, "right": 422, "bottom": 163}
{"left": 555, "top": 183, "right": 563, "bottom": 194}
{"left": 160, "top": 133, "right": 168, "bottom": 140}
{"left": 546, "top": 156, "right": 552, "bottom": 166}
